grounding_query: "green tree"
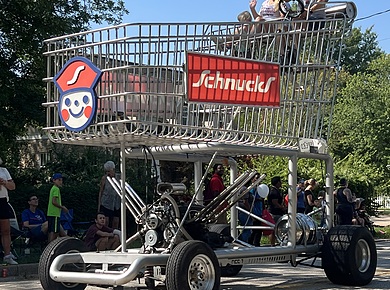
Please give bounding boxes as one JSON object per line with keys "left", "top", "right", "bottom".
{"left": 331, "top": 54, "right": 390, "bottom": 198}
{"left": 339, "top": 27, "right": 383, "bottom": 75}
{"left": 0, "top": 0, "right": 128, "bottom": 153}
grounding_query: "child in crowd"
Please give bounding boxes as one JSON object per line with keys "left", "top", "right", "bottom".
{"left": 47, "top": 173, "right": 68, "bottom": 242}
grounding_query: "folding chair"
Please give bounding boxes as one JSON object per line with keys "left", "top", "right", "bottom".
{"left": 60, "top": 209, "right": 91, "bottom": 240}
{"left": 60, "top": 209, "right": 75, "bottom": 235}
{"left": 7, "top": 203, "right": 28, "bottom": 258}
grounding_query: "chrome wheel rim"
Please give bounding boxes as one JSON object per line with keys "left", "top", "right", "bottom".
{"left": 356, "top": 238, "right": 371, "bottom": 272}
{"left": 187, "top": 254, "right": 215, "bottom": 290}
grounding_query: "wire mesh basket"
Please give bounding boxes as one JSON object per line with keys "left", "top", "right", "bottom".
{"left": 43, "top": 2, "right": 355, "bottom": 151}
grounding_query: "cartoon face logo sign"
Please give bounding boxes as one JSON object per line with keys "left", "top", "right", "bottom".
{"left": 54, "top": 57, "right": 102, "bottom": 132}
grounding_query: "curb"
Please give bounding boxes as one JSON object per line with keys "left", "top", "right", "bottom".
{"left": 1, "top": 263, "right": 38, "bottom": 279}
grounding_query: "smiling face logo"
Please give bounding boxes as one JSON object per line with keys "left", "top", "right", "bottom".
{"left": 54, "top": 57, "right": 102, "bottom": 132}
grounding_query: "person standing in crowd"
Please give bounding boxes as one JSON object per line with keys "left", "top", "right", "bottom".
{"left": 209, "top": 164, "right": 227, "bottom": 223}
{"left": 296, "top": 179, "right": 306, "bottom": 213}
{"left": 268, "top": 176, "right": 286, "bottom": 246}
{"left": 335, "top": 178, "right": 355, "bottom": 225}
{"left": 0, "top": 157, "right": 17, "bottom": 265}
{"left": 304, "top": 178, "right": 317, "bottom": 214}
{"left": 237, "top": 179, "right": 253, "bottom": 243}
{"left": 98, "top": 161, "right": 121, "bottom": 229}
{"left": 84, "top": 212, "right": 121, "bottom": 251}
{"left": 47, "top": 173, "right": 68, "bottom": 242}
{"left": 248, "top": 174, "right": 264, "bottom": 247}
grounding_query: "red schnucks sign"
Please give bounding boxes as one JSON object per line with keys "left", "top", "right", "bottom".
{"left": 187, "top": 52, "right": 280, "bottom": 107}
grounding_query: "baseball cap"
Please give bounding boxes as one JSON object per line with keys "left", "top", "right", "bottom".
{"left": 52, "top": 173, "right": 63, "bottom": 180}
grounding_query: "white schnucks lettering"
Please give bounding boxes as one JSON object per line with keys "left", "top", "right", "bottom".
{"left": 192, "top": 70, "right": 276, "bottom": 93}
{"left": 192, "top": 70, "right": 210, "bottom": 87}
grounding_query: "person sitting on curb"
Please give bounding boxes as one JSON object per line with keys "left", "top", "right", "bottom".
{"left": 84, "top": 212, "right": 121, "bottom": 251}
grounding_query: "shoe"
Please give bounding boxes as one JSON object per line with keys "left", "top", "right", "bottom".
{"left": 10, "top": 253, "right": 17, "bottom": 260}
{"left": 3, "top": 254, "right": 18, "bottom": 265}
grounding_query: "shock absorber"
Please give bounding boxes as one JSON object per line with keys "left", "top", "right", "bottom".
{"left": 144, "top": 266, "right": 155, "bottom": 290}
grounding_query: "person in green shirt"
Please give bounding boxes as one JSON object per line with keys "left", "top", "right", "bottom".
{"left": 47, "top": 173, "right": 68, "bottom": 242}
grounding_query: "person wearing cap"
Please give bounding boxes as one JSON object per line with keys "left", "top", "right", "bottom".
{"left": 47, "top": 173, "right": 69, "bottom": 242}
{"left": 335, "top": 178, "right": 355, "bottom": 225}
{"left": 0, "top": 157, "right": 18, "bottom": 265}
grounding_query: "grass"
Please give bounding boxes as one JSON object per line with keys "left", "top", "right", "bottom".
{"left": 374, "top": 226, "right": 390, "bottom": 239}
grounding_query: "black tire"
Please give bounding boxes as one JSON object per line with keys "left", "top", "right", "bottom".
{"left": 166, "top": 241, "right": 220, "bottom": 290}
{"left": 365, "top": 223, "right": 376, "bottom": 237}
{"left": 208, "top": 224, "right": 230, "bottom": 236}
{"left": 220, "top": 264, "right": 243, "bottom": 277}
{"left": 208, "top": 224, "right": 243, "bottom": 277}
{"left": 39, "top": 237, "right": 88, "bottom": 290}
{"left": 279, "top": 0, "right": 305, "bottom": 18}
{"left": 322, "top": 225, "right": 377, "bottom": 286}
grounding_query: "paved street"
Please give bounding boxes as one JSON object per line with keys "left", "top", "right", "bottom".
{"left": 1, "top": 240, "right": 389, "bottom": 290}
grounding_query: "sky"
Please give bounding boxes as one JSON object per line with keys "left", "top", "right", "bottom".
{"left": 111, "top": 0, "right": 390, "bottom": 53}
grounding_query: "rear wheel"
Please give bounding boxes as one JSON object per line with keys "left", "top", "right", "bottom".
{"left": 166, "top": 241, "right": 220, "bottom": 290}
{"left": 39, "top": 237, "right": 88, "bottom": 290}
{"left": 208, "top": 224, "right": 243, "bottom": 277}
{"left": 322, "top": 225, "right": 377, "bottom": 286}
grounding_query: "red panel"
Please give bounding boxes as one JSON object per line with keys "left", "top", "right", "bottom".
{"left": 187, "top": 52, "right": 280, "bottom": 107}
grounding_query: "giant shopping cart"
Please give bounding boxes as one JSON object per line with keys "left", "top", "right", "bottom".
{"left": 39, "top": 2, "right": 377, "bottom": 290}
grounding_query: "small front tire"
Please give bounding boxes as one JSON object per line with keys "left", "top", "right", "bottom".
{"left": 166, "top": 241, "right": 220, "bottom": 290}
{"left": 39, "top": 237, "right": 88, "bottom": 290}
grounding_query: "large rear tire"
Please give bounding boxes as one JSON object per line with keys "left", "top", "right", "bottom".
{"left": 166, "top": 240, "right": 220, "bottom": 290}
{"left": 39, "top": 237, "right": 88, "bottom": 290}
{"left": 208, "top": 224, "right": 243, "bottom": 277}
{"left": 322, "top": 225, "right": 377, "bottom": 286}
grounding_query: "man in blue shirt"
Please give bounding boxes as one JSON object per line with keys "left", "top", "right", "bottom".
{"left": 22, "top": 195, "right": 66, "bottom": 241}
{"left": 22, "top": 195, "right": 48, "bottom": 240}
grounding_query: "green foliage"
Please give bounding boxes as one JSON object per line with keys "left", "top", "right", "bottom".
{"left": 331, "top": 54, "right": 390, "bottom": 197}
{"left": 0, "top": 0, "right": 128, "bottom": 153}
{"left": 7, "top": 144, "right": 151, "bottom": 231}
{"left": 340, "top": 27, "right": 383, "bottom": 75}
{"left": 237, "top": 155, "right": 325, "bottom": 196}
{"left": 375, "top": 226, "right": 390, "bottom": 239}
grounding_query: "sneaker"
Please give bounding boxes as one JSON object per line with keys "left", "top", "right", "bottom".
{"left": 3, "top": 254, "right": 18, "bottom": 265}
{"left": 10, "top": 253, "right": 17, "bottom": 260}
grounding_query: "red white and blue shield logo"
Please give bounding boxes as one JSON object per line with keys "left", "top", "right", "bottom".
{"left": 54, "top": 57, "right": 102, "bottom": 132}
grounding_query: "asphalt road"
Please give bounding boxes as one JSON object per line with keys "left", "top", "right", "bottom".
{"left": 1, "top": 240, "right": 389, "bottom": 290}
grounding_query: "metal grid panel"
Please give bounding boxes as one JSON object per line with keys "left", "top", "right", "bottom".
{"left": 43, "top": 8, "right": 353, "bottom": 150}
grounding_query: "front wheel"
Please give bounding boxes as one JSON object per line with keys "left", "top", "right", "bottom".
{"left": 322, "top": 225, "right": 377, "bottom": 286}
{"left": 39, "top": 237, "right": 88, "bottom": 290}
{"left": 165, "top": 241, "right": 220, "bottom": 290}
